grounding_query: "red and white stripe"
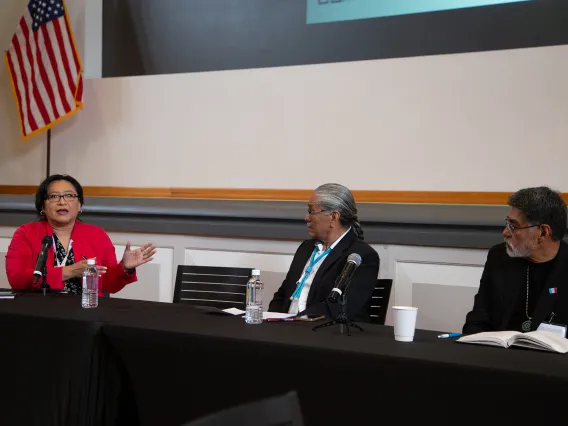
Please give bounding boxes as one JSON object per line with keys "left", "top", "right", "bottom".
{"left": 5, "top": 1, "right": 83, "bottom": 139}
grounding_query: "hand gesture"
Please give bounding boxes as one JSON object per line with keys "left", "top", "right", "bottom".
{"left": 121, "top": 241, "right": 157, "bottom": 271}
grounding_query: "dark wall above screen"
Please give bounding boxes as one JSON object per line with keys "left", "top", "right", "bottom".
{"left": 102, "top": 0, "right": 568, "bottom": 78}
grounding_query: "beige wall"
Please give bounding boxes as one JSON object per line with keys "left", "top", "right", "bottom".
{"left": 1, "top": 2, "right": 567, "bottom": 192}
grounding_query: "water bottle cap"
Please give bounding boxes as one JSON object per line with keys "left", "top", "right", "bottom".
{"left": 87, "top": 259, "right": 96, "bottom": 265}
{"left": 252, "top": 269, "right": 260, "bottom": 276}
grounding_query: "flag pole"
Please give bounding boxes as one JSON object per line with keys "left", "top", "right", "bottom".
{"left": 46, "top": 129, "right": 51, "bottom": 178}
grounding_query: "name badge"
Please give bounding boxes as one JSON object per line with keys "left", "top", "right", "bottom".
{"left": 537, "top": 322, "right": 567, "bottom": 338}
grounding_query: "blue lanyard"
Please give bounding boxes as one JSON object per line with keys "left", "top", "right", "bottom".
{"left": 290, "top": 246, "right": 331, "bottom": 300}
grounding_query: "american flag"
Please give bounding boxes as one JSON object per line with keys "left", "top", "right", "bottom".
{"left": 4, "top": 0, "right": 83, "bottom": 140}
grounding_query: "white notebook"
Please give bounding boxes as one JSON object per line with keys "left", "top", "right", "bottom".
{"left": 457, "top": 330, "right": 568, "bottom": 353}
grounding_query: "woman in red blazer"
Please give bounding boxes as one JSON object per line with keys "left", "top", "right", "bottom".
{"left": 5, "top": 174, "right": 157, "bottom": 295}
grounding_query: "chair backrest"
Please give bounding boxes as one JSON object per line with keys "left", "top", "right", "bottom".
{"left": 182, "top": 391, "right": 304, "bottom": 426}
{"left": 173, "top": 265, "right": 253, "bottom": 310}
{"left": 368, "top": 279, "right": 393, "bottom": 325}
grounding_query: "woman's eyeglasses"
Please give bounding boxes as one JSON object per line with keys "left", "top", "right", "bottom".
{"left": 46, "top": 193, "right": 79, "bottom": 203}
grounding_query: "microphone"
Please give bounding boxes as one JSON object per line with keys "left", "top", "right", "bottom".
{"left": 33, "top": 236, "right": 53, "bottom": 286}
{"left": 327, "top": 253, "right": 362, "bottom": 303}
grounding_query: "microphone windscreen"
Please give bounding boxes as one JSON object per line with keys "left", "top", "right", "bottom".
{"left": 41, "top": 236, "right": 53, "bottom": 248}
{"left": 347, "top": 253, "right": 362, "bottom": 267}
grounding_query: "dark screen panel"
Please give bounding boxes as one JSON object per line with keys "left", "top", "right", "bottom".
{"left": 102, "top": 0, "right": 568, "bottom": 77}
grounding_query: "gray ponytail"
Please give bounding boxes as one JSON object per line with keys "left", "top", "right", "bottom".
{"left": 352, "top": 219, "right": 364, "bottom": 240}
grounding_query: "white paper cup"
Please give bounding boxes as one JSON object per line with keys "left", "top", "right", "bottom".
{"left": 392, "top": 306, "right": 418, "bottom": 342}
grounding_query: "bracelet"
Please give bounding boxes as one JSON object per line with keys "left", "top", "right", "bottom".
{"left": 121, "top": 261, "right": 135, "bottom": 275}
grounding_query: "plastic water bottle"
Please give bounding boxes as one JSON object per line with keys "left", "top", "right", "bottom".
{"left": 82, "top": 259, "right": 99, "bottom": 308}
{"left": 245, "top": 269, "right": 263, "bottom": 324}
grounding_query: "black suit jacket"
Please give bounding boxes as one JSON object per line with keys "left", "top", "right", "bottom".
{"left": 268, "top": 229, "right": 380, "bottom": 321}
{"left": 463, "top": 240, "right": 568, "bottom": 334}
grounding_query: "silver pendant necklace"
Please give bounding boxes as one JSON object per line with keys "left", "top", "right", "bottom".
{"left": 521, "top": 265, "right": 532, "bottom": 332}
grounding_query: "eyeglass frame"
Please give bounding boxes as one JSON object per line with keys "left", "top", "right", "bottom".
{"left": 504, "top": 218, "right": 540, "bottom": 234}
{"left": 307, "top": 208, "right": 329, "bottom": 216}
{"left": 45, "top": 193, "right": 79, "bottom": 203}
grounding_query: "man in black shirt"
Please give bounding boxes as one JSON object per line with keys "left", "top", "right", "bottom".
{"left": 463, "top": 187, "right": 568, "bottom": 334}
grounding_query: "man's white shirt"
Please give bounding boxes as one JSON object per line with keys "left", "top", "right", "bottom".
{"left": 288, "top": 228, "right": 351, "bottom": 314}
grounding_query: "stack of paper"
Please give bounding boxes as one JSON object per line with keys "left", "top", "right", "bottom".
{"left": 221, "top": 308, "right": 296, "bottom": 320}
{"left": 0, "top": 291, "right": 15, "bottom": 300}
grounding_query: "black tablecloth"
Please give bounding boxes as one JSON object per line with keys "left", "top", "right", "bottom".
{"left": 0, "top": 294, "right": 135, "bottom": 426}
{"left": 2, "top": 294, "right": 568, "bottom": 426}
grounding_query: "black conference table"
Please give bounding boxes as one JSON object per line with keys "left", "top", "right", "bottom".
{"left": 1, "top": 294, "right": 568, "bottom": 426}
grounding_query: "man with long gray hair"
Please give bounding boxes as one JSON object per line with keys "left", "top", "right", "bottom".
{"left": 463, "top": 186, "right": 568, "bottom": 334}
{"left": 269, "top": 183, "right": 380, "bottom": 321}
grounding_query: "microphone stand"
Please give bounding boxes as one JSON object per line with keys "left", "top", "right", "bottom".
{"left": 36, "top": 257, "right": 51, "bottom": 297}
{"left": 312, "top": 280, "right": 364, "bottom": 336}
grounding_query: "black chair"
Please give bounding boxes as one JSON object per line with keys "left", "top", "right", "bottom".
{"left": 173, "top": 265, "right": 253, "bottom": 310}
{"left": 367, "top": 279, "right": 393, "bottom": 325}
{"left": 182, "top": 391, "right": 304, "bottom": 426}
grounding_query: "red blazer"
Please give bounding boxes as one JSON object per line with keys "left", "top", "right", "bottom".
{"left": 5, "top": 220, "right": 137, "bottom": 295}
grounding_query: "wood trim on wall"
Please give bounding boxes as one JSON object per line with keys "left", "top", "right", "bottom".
{"left": 0, "top": 186, "right": 39, "bottom": 195}
{"left": 0, "top": 185, "right": 553, "bottom": 205}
